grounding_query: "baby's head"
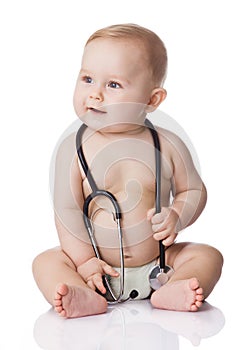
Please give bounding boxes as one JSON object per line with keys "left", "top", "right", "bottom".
{"left": 85, "top": 23, "right": 167, "bottom": 87}
{"left": 74, "top": 24, "right": 168, "bottom": 129}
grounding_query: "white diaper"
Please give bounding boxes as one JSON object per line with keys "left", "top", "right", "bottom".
{"left": 105, "top": 260, "right": 157, "bottom": 301}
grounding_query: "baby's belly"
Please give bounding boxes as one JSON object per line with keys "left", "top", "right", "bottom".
{"left": 88, "top": 200, "right": 160, "bottom": 267}
{"left": 100, "top": 238, "right": 160, "bottom": 267}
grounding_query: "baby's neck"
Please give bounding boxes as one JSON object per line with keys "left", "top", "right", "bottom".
{"left": 98, "top": 124, "right": 146, "bottom": 137}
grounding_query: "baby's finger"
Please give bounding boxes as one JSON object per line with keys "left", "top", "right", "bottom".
{"left": 162, "top": 233, "right": 178, "bottom": 247}
{"left": 87, "top": 279, "right": 96, "bottom": 291}
{"left": 152, "top": 223, "right": 163, "bottom": 233}
{"left": 147, "top": 208, "right": 156, "bottom": 220}
{"left": 162, "top": 236, "right": 174, "bottom": 247}
{"left": 150, "top": 212, "right": 165, "bottom": 225}
{"left": 152, "top": 218, "right": 171, "bottom": 233}
{"left": 92, "top": 274, "right": 107, "bottom": 294}
{"left": 153, "top": 229, "right": 170, "bottom": 241}
{"left": 102, "top": 264, "right": 119, "bottom": 277}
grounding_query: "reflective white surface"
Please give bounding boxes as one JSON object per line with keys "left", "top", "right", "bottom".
{"left": 33, "top": 301, "right": 224, "bottom": 350}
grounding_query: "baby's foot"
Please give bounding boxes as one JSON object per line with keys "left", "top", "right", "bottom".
{"left": 150, "top": 277, "right": 204, "bottom": 312}
{"left": 53, "top": 283, "right": 107, "bottom": 318}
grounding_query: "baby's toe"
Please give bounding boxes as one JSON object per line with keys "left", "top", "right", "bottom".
{"left": 190, "top": 304, "right": 198, "bottom": 312}
{"left": 56, "top": 283, "right": 69, "bottom": 296}
{"left": 59, "top": 309, "right": 67, "bottom": 318}
{"left": 54, "top": 299, "right": 62, "bottom": 306}
{"left": 196, "top": 287, "right": 203, "bottom": 295}
{"left": 196, "top": 294, "right": 204, "bottom": 301}
{"left": 54, "top": 292, "right": 62, "bottom": 300}
{"left": 54, "top": 305, "right": 63, "bottom": 313}
{"left": 189, "top": 278, "right": 200, "bottom": 291}
{"left": 195, "top": 300, "right": 203, "bottom": 308}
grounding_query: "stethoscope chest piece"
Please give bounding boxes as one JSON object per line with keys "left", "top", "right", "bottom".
{"left": 149, "top": 264, "right": 174, "bottom": 290}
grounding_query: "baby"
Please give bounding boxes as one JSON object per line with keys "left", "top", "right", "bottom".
{"left": 32, "top": 23, "right": 223, "bottom": 318}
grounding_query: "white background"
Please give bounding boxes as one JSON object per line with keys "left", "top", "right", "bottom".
{"left": 0, "top": 0, "right": 251, "bottom": 349}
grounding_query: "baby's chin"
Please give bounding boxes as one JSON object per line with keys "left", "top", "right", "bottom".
{"left": 78, "top": 113, "right": 146, "bottom": 134}
{"left": 78, "top": 102, "right": 148, "bottom": 131}
{"left": 80, "top": 120, "right": 144, "bottom": 134}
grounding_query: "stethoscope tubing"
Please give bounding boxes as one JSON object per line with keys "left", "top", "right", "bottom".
{"left": 76, "top": 119, "right": 164, "bottom": 302}
{"left": 83, "top": 190, "right": 125, "bottom": 303}
{"left": 144, "top": 119, "right": 165, "bottom": 270}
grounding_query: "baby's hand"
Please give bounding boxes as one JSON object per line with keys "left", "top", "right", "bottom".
{"left": 77, "top": 257, "right": 119, "bottom": 294}
{"left": 147, "top": 207, "right": 180, "bottom": 246}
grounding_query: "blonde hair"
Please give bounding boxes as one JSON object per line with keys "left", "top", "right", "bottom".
{"left": 85, "top": 23, "right": 167, "bottom": 86}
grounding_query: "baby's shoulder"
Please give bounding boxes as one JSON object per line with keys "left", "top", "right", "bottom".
{"left": 155, "top": 125, "right": 186, "bottom": 149}
{"left": 154, "top": 125, "right": 195, "bottom": 164}
{"left": 55, "top": 132, "right": 77, "bottom": 165}
{"left": 57, "top": 131, "right": 76, "bottom": 152}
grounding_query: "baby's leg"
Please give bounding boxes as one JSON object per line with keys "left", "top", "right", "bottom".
{"left": 32, "top": 247, "right": 107, "bottom": 318}
{"left": 150, "top": 243, "right": 223, "bottom": 312}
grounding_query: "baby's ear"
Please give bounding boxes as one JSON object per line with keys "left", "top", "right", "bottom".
{"left": 146, "top": 88, "right": 167, "bottom": 113}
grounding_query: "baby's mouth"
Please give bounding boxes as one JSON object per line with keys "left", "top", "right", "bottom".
{"left": 88, "top": 107, "right": 106, "bottom": 114}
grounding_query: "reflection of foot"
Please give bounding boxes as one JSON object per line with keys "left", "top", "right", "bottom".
{"left": 151, "top": 278, "right": 204, "bottom": 312}
{"left": 150, "top": 301, "right": 225, "bottom": 346}
{"left": 53, "top": 283, "right": 107, "bottom": 318}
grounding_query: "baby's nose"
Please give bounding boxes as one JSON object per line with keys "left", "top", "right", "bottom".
{"left": 89, "top": 87, "right": 104, "bottom": 101}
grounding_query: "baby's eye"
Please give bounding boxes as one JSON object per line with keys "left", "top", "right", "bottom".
{"left": 82, "top": 76, "right": 93, "bottom": 84}
{"left": 107, "top": 81, "right": 121, "bottom": 89}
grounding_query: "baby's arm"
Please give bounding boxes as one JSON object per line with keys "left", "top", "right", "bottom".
{"left": 54, "top": 133, "right": 94, "bottom": 266}
{"left": 148, "top": 129, "right": 207, "bottom": 246}
{"left": 167, "top": 132, "right": 207, "bottom": 228}
{"left": 54, "top": 133, "right": 118, "bottom": 291}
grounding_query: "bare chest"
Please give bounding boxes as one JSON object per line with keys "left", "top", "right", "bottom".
{"left": 83, "top": 137, "right": 158, "bottom": 192}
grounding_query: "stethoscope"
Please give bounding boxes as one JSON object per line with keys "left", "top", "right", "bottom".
{"left": 76, "top": 118, "right": 174, "bottom": 304}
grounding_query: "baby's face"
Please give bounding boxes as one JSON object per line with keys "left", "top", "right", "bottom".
{"left": 73, "top": 38, "right": 155, "bottom": 130}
